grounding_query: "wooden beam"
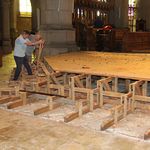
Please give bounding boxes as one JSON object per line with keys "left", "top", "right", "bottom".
{"left": 19, "top": 90, "right": 67, "bottom": 98}
{"left": 34, "top": 103, "right": 61, "bottom": 115}
{"left": 74, "top": 77, "right": 84, "bottom": 88}
{"left": 7, "top": 99, "right": 23, "bottom": 109}
{"left": 100, "top": 114, "right": 123, "bottom": 131}
{"left": 0, "top": 96, "right": 20, "bottom": 104}
{"left": 144, "top": 129, "right": 150, "bottom": 140}
{"left": 34, "top": 105, "right": 49, "bottom": 115}
{"left": 64, "top": 104, "right": 99, "bottom": 123}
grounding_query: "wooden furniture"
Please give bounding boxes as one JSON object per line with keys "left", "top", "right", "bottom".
{"left": 73, "top": 0, "right": 115, "bottom": 49}
{"left": 122, "top": 32, "right": 150, "bottom": 52}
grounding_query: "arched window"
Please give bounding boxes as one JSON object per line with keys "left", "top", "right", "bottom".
{"left": 19, "top": 0, "right": 32, "bottom": 17}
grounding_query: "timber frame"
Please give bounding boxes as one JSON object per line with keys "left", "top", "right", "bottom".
{"left": 0, "top": 60, "right": 150, "bottom": 140}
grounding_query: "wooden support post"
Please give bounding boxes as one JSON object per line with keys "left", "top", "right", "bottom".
{"left": 114, "top": 107, "right": 118, "bottom": 125}
{"left": 131, "top": 84, "right": 136, "bottom": 112}
{"left": 123, "top": 96, "right": 127, "bottom": 117}
{"left": 78, "top": 100, "right": 83, "bottom": 117}
{"left": 20, "top": 92, "right": 27, "bottom": 105}
{"left": 70, "top": 77, "right": 75, "bottom": 100}
{"left": 86, "top": 75, "right": 91, "bottom": 89}
{"left": 47, "top": 96, "right": 53, "bottom": 110}
{"left": 35, "top": 83, "right": 39, "bottom": 92}
{"left": 89, "top": 90, "right": 94, "bottom": 111}
{"left": 99, "top": 82, "right": 104, "bottom": 107}
{"left": 63, "top": 73, "right": 68, "bottom": 85}
{"left": 112, "top": 77, "right": 118, "bottom": 92}
{"left": 125, "top": 79, "right": 130, "bottom": 92}
{"left": 15, "top": 86, "right": 20, "bottom": 96}
{"left": 142, "top": 81, "right": 148, "bottom": 96}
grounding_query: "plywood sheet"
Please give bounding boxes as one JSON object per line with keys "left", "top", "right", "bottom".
{"left": 45, "top": 51, "right": 150, "bottom": 80}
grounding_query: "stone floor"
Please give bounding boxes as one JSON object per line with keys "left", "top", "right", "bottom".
{"left": 0, "top": 53, "right": 150, "bottom": 150}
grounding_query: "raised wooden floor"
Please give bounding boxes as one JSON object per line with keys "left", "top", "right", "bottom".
{"left": 45, "top": 51, "right": 150, "bottom": 81}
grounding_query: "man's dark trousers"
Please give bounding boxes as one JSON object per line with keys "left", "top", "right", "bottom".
{"left": 14, "top": 56, "right": 32, "bottom": 80}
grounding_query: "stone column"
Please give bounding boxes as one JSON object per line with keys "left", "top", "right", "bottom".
{"left": 0, "top": 1, "right": 2, "bottom": 47}
{"left": 2, "top": 0, "right": 12, "bottom": 54}
{"left": 31, "top": 0, "right": 38, "bottom": 31}
{"left": 10, "top": 0, "right": 18, "bottom": 47}
{"left": 39, "top": 0, "right": 77, "bottom": 56}
{"left": 109, "top": 0, "right": 128, "bottom": 28}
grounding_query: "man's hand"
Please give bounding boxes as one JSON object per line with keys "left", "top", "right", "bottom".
{"left": 25, "top": 41, "right": 33, "bottom": 46}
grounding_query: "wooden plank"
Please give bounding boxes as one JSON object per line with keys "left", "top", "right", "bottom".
{"left": 99, "top": 77, "right": 113, "bottom": 84}
{"left": 38, "top": 80, "right": 47, "bottom": 86}
{"left": 103, "top": 82, "right": 112, "bottom": 91}
{"left": 135, "top": 86, "right": 142, "bottom": 95}
{"left": 34, "top": 103, "right": 61, "bottom": 115}
{"left": 144, "top": 129, "right": 150, "bottom": 140}
{"left": 74, "top": 87, "right": 91, "bottom": 93}
{"left": 100, "top": 114, "right": 123, "bottom": 131}
{"left": 50, "top": 74, "right": 61, "bottom": 85}
{"left": 7, "top": 99, "right": 23, "bottom": 109}
{"left": 134, "top": 95, "right": 150, "bottom": 102}
{"left": 19, "top": 90, "right": 67, "bottom": 98}
{"left": 40, "top": 62, "right": 51, "bottom": 75}
{"left": 64, "top": 104, "right": 99, "bottom": 123}
{"left": 74, "top": 77, "right": 84, "bottom": 88}
{"left": 103, "top": 91, "right": 123, "bottom": 97}
{"left": 34, "top": 105, "right": 49, "bottom": 115}
{"left": 0, "top": 96, "right": 20, "bottom": 104}
{"left": 0, "top": 97, "right": 11, "bottom": 104}
{"left": 44, "top": 52, "right": 150, "bottom": 81}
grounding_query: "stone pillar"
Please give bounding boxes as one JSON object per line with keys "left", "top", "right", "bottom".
{"left": 31, "top": 0, "right": 38, "bottom": 31}
{"left": 137, "top": 0, "right": 150, "bottom": 30}
{"left": 109, "top": 0, "right": 128, "bottom": 28}
{"left": 39, "top": 0, "right": 77, "bottom": 56}
{"left": 2, "top": 0, "right": 12, "bottom": 54}
{"left": 0, "top": 1, "right": 2, "bottom": 47}
{"left": 10, "top": 0, "right": 18, "bottom": 47}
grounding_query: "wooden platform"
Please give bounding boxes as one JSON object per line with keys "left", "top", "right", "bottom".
{"left": 44, "top": 51, "right": 150, "bottom": 81}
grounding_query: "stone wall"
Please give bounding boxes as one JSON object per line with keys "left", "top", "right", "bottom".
{"left": 17, "top": 16, "right": 32, "bottom": 34}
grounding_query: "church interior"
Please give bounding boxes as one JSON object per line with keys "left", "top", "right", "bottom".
{"left": 0, "top": 0, "right": 150, "bottom": 149}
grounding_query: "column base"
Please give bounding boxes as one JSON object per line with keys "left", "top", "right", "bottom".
{"left": 42, "top": 42, "right": 79, "bottom": 56}
{"left": 41, "top": 28, "right": 79, "bottom": 56}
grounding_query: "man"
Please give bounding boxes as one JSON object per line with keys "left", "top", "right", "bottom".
{"left": 26, "top": 31, "right": 45, "bottom": 64}
{"left": 25, "top": 32, "right": 35, "bottom": 64}
{"left": 13, "top": 30, "right": 33, "bottom": 80}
